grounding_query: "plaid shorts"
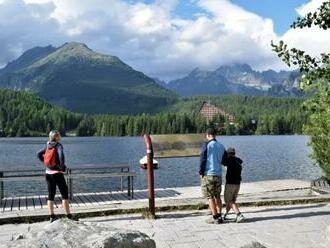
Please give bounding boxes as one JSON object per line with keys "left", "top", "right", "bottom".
{"left": 201, "top": 176, "right": 222, "bottom": 199}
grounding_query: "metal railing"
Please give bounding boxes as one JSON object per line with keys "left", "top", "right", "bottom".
{"left": 0, "top": 164, "right": 135, "bottom": 201}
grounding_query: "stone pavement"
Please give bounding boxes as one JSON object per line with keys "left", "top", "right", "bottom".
{"left": 4, "top": 179, "right": 329, "bottom": 225}
{"left": 1, "top": 203, "right": 329, "bottom": 248}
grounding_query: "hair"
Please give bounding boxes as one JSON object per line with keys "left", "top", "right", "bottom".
{"left": 206, "top": 127, "right": 216, "bottom": 136}
{"left": 49, "top": 130, "right": 60, "bottom": 141}
{"left": 227, "top": 147, "right": 236, "bottom": 155}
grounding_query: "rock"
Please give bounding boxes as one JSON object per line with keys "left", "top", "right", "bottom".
{"left": 326, "top": 225, "right": 330, "bottom": 243}
{"left": 7, "top": 219, "right": 156, "bottom": 248}
{"left": 240, "top": 242, "right": 267, "bottom": 248}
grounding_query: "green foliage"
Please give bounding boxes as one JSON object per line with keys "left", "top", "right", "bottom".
{"left": 93, "top": 112, "right": 208, "bottom": 136}
{"left": 291, "top": 1, "right": 330, "bottom": 30}
{"left": 0, "top": 89, "right": 307, "bottom": 137}
{"left": 303, "top": 82, "right": 330, "bottom": 179}
{"left": 168, "top": 95, "right": 307, "bottom": 135}
{"left": 272, "top": 0, "right": 330, "bottom": 179}
{"left": 0, "top": 89, "right": 82, "bottom": 137}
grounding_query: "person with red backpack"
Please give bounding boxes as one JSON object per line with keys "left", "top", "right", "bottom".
{"left": 37, "top": 130, "right": 76, "bottom": 222}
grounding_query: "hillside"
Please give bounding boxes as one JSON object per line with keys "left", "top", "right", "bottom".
{"left": 165, "top": 64, "right": 302, "bottom": 97}
{"left": 0, "top": 89, "right": 82, "bottom": 137}
{"left": 0, "top": 89, "right": 307, "bottom": 137}
{"left": 0, "top": 42, "right": 176, "bottom": 115}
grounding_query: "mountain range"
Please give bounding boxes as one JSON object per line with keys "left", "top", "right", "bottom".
{"left": 165, "top": 64, "right": 302, "bottom": 97}
{"left": 0, "top": 42, "right": 303, "bottom": 115}
{"left": 0, "top": 42, "right": 176, "bottom": 114}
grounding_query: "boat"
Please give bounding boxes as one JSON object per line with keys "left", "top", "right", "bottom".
{"left": 139, "top": 156, "right": 158, "bottom": 169}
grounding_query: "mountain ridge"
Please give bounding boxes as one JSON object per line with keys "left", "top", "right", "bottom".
{"left": 0, "top": 42, "right": 176, "bottom": 114}
{"left": 165, "top": 63, "right": 302, "bottom": 97}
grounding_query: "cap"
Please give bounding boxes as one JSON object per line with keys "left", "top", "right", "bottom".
{"left": 227, "top": 147, "right": 236, "bottom": 154}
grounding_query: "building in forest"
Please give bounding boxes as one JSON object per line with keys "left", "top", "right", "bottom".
{"left": 199, "top": 101, "right": 235, "bottom": 124}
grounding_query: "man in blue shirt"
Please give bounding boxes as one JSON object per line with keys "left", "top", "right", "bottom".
{"left": 200, "top": 127, "right": 227, "bottom": 224}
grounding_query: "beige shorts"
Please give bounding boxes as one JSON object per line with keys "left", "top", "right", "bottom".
{"left": 224, "top": 184, "right": 240, "bottom": 204}
{"left": 201, "top": 176, "right": 222, "bottom": 199}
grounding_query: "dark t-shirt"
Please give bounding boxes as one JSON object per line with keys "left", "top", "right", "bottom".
{"left": 224, "top": 156, "right": 243, "bottom": 184}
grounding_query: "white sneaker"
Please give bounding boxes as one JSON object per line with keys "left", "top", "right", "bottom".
{"left": 236, "top": 214, "right": 245, "bottom": 223}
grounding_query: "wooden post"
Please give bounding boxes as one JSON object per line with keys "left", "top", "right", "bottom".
{"left": 143, "top": 134, "right": 155, "bottom": 218}
{"left": 0, "top": 172, "right": 3, "bottom": 200}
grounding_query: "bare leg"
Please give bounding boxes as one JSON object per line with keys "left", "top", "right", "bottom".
{"left": 62, "top": 200, "right": 71, "bottom": 215}
{"left": 226, "top": 203, "right": 231, "bottom": 214}
{"left": 208, "top": 198, "right": 218, "bottom": 216}
{"left": 231, "top": 203, "right": 240, "bottom": 214}
{"left": 47, "top": 200, "right": 54, "bottom": 215}
{"left": 215, "top": 197, "right": 222, "bottom": 216}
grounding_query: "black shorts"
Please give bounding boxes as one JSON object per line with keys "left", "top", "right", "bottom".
{"left": 45, "top": 173, "right": 68, "bottom": 201}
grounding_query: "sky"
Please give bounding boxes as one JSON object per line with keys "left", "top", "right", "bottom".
{"left": 0, "top": 0, "right": 329, "bottom": 80}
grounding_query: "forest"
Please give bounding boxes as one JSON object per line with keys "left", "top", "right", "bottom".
{"left": 0, "top": 89, "right": 307, "bottom": 137}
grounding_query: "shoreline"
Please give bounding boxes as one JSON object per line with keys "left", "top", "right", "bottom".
{"left": 0, "top": 134, "right": 309, "bottom": 139}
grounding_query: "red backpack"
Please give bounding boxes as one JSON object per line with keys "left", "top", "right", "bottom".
{"left": 43, "top": 147, "right": 58, "bottom": 168}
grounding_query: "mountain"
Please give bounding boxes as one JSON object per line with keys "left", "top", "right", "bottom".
{"left": 165, "top": 64, "right": 302, "bottom": 97}
{"left": 0, "top": 42, "right": 176, "bottom": 114}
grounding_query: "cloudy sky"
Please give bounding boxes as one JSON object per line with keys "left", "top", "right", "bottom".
{"left": 0, "top": 0, "right": 329, "bottom": 80}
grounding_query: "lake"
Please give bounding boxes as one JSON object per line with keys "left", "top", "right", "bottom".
{"left": 0, "top": 135, "right": 322, "bottom": 197}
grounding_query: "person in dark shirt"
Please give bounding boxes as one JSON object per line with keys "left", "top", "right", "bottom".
{"left": 223, "top": 147, "right": 245, "bottom": 223}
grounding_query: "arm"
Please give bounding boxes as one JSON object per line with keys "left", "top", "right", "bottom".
{"left": 37, "top": 148, "right": 46, "bottom": 163}
{"left": 199, "top": 143, "right": 208, "bottom": 176}
{"left": 221, "top": 150, "right": 228, "bottom": 166}
{"left": 236, "top": 157, "right": 243, "bottom": 164}
{"left": 57, "top": 143, "right": 65, "bottom": 167}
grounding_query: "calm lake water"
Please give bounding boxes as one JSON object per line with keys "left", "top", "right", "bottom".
{"left": 0, "top": 136, "right": 322, "bottom": 197}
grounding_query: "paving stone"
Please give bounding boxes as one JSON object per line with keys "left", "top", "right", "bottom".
{"left": 0, "top": 204, "right": 329, "bottom": 248}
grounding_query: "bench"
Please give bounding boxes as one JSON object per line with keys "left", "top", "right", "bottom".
{"left": 0, "top": 164, "right": 135, "bottom": 201}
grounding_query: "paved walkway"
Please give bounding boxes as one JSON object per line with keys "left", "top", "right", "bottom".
{"left": 0, "top": 203, "right": 329, "bottom": 248}
{"left": 2, "top": 179, "right": 325, "bottom": 219}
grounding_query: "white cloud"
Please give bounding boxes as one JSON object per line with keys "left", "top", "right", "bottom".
{"left": 296, "top": 0, "right": 325, "bottom": 15}
{"left": 281, "top": 0, "right": 330, "bottom": 61}
{"left": 0, "top": 0, "right": 329, "bottom": 79}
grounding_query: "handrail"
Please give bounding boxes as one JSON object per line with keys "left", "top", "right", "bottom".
{"left": 0, "top": 164, "right": 130, "bottom": 174}
{"left": 0, "top": 164, "right": 134, "bottom": 201}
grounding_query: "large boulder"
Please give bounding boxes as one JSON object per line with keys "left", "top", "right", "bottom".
{"left": 7, "top": 219, "right": 156, "bottom": 248}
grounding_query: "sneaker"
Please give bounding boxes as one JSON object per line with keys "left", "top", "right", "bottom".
{"left": 205, "top": 216, "right": 224, "bottom": 224}
{"left": 223, "top": 213, "right": 229, "bottom": 221}
{"left": 66, "top": 214, "right": 79, "bottom": 221}
{"left": 217, "top": 217, "right": 224, "bottom": 224}
{"left": 236, "top": 214, "right": 245, "bottom": 223}
{"left": 205, "top": 217, "right": 219, "bottom": 224}
{"left": 49, "top": 215, "right": 58, "bottom": 223}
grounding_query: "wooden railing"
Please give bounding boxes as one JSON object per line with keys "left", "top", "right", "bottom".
{"left": 0, "top": 164, "right": 135, "bottom": 201}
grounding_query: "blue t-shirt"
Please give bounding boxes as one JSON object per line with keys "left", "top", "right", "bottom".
{"left": 199, "top": 139, "right": 226, "bottom": 176}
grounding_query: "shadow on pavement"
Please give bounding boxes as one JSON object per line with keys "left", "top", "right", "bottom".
{"left": 245, "top": 210, "right": 330, "bottom": 223}
{"left": 242, "top": 203, "right": 327, "bottom": 214}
